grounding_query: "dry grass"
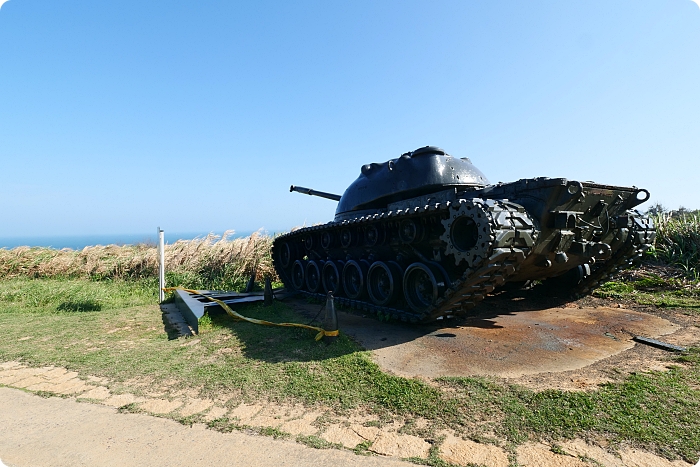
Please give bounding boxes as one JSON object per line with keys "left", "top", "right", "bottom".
{"left": 0, "top": 231, "right": 277, "bottom": 291}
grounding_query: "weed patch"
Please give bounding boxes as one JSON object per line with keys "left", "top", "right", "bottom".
{"left": 296, "top": 435, "right": 341, "bottom": 450}
{"left": 596, "top": 274, "right": 700, "bottom": 309}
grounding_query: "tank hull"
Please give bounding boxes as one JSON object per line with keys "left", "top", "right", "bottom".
{"left": 274, "top": 155, "right": 654, "bottom": 322}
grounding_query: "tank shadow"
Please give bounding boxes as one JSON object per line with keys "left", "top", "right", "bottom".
{"left": 280, "top": 287, "right": 580, "bottom": 353}
{"left": 200, "top": 286, "right": 588, "bottom": 365}
{"left": 287, "top": 289, "right": 680, "bottom": 380}
{"left": 204, "top": 300, "right": 359, "bottom": 363}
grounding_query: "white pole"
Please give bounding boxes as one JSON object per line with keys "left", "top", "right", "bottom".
{"left": 158, "top": 227, "right": 165, "bottom": 303}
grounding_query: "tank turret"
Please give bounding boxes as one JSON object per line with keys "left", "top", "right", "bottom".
{"left": 335, "top": 146, "right": 489, "bottom": 220}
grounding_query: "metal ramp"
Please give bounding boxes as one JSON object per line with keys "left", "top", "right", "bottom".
{"left": 172, "top": 287, "right": 294, "bottom": 334}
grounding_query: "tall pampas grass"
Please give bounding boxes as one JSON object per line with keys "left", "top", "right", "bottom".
{"left": 0, "top": 231, "right": 277, "bottom": 291}
{"left": 649, "top": 213, "right": 700, "bottom": 280}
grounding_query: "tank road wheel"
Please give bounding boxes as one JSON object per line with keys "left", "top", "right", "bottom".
{"left": 303, "top": 234, "right": 314, "bottom": 250}
{"left": 399, "top": 219, "right": 423, "bottom": 244}
{"left": 403, "top": 263, "right": 445, "bottom": 313}
{"left": 322, "top": 261, "right": 342, "bottom": 293}
{"left": 321, "top": 232, "right": 333, "bottom": 250}
{"left": 342, "top": 260, "right": 368, "bottom": 299}
{"left": 440, "top": 200, "right": 492, "bottom": 267}
{"left": 364, "top": 225, "right": 383, "bottom": 247}
{"left": 291, "top": 260, "right": 306, "bottom": 290}
{"left": 278, "top": 242, "right": 293, "bottom": 268}
{"left": 340, "top": 228, "right": 354, "bottom": 248}
{"left": 305, "top": 260, "right": 323, "bottom": 293}
{"left": 367, "top": 261, "right": 401, "bottom": 306}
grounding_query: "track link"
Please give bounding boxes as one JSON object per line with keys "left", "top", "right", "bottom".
{"left": 272, "top": 199, "right": 537, "bottom": 322}
{"left": 575, "top": 211, "right": 656, "bottom": 295}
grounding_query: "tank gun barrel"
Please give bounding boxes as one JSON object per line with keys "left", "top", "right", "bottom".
{"left": 290, "top": 185, "right": 341, "bottom": 202}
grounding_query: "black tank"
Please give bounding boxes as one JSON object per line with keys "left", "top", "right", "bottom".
{"left": 274, "top": 146, "right": 655, "bottom": 322}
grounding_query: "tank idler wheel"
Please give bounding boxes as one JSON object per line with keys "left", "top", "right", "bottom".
{"left": 305, "top": 260, "right": 323, "bottom": 293}
{"left": 291, "top": 260, "right": 306, "bottom": 290}
{"left": 367, "top": 261, "right": 402, "bottom": 306}
{"left": 403, "top": 262, "right": 446, "bottom": 313}
{"left": 322, "top": 261, "right": 343, "bottom": 294}
{"left": 342, "top": 260, "right": 369, "bottom": 299}
{"left": 279, "top": 242, "right": 293, "bottom": 268}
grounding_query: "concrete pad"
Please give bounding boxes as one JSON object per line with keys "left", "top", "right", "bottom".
{"left": 340, "top": 306, "right": 679, "bottom": 378}
{"left": 438, "top": 434, "right": 509, "bottom": 467}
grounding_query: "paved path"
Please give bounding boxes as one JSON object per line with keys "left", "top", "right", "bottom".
{"left": 0, "top": 387, "right": 410, "bottom": 467}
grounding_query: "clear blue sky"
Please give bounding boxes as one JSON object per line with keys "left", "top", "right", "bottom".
{"left": 1, "top": 1, "right": 699, "bottom": 237}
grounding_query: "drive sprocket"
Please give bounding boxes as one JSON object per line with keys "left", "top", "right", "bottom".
{"left": 440, "top": 199, "right": 493, "bottom": 267}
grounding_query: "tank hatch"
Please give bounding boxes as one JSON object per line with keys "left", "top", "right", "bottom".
{"left": 335, "top": 146, "right": 489, "bottom": 220}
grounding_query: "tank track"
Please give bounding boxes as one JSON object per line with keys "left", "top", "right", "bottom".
{"left": 574, "top": 211, "right": 656, "bottom": 295}
{"left": 272, "top": 199, "right": 537, "bottom": 323}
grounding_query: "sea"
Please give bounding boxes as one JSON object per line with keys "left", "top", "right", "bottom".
{"left": 0, "top": 231, "right": 259, "bottom": 250}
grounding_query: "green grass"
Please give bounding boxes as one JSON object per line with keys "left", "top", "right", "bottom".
{"left": 595, "top": 274, "right": 700, "bottom": 309}
{"left": 0, "top": 277, "right": 698, "bottom": 463}
{"left": 440, "top": 359, "right": 700, "bottom": 461}
{"left": 0, "top": 277, "right": 158, "bottom": 314}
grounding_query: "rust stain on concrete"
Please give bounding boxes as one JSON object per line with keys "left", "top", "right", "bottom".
{"left": 350, "top": 306, "right": 679, "bottom": 379}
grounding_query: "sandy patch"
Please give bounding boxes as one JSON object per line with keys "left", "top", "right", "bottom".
{"left": 370, "top": 431, "right": 430, "bottom": 458}
{"left": 321, "top": 424, "right": 365, "bottom": 448}
{"left": 178, "top": 398, "right": 214, "bottom": 417}
{"left": 516, "top": 442, "right": 589, "bottom": 467}
{"left": 438, "top": 434, "right": 509, "bottom": 467}
{"left": 138, "top": 398, "right": 183, "bottom": 414}
{"left": 102, "top": 393, "right": 145, "bottom": 408}
{"left": 203, "top": 405, "right": 228, "bottom": 422}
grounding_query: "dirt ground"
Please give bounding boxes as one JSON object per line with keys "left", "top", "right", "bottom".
{"left": 1, "top": 289, "right": 699, "bottom": 467}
